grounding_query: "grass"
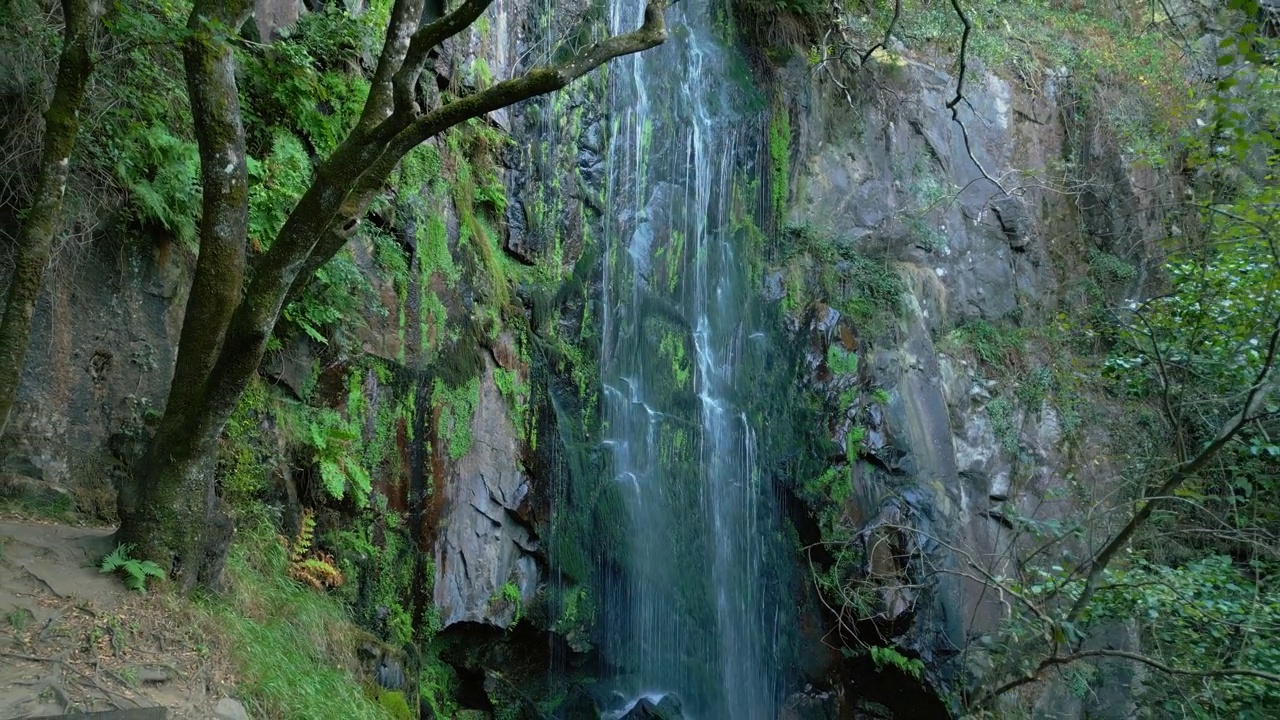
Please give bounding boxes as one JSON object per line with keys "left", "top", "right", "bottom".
{"left": 0, "top": 491, "right": 79, "bottom": 524}
{"left": 943, "top": 320, "right": 1027, "bottom": 370}
{"left": 200, "top": 510, "right": 390, "bottom": 720}
{"left": 7, "top": 608, "right": 30, "bottom": 629}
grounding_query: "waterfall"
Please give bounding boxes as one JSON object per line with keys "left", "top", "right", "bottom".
{"left": 591, "top": 1, "right": 792, "bottom": 716}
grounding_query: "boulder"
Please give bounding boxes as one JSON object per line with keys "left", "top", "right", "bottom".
{"left": 621, "top": 694, "right": 684, "bottom": 719}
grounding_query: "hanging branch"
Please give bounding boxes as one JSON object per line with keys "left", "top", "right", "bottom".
{"left": 859, "top": 0, "right": 902, "bottom": 66}
{"left": 981, "top": 648, "right": 1280, "bottom": 703}
{"left": 945, "top": 0, "right": 1010, "bottom": 197}
{"left": 945, "top": 0, "right": 970, "bottom": 111}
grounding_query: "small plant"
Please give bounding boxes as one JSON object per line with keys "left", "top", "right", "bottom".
{"left": 100, "top": 544, "right": 166, "bottom": 594}
{"left": 826, "top": 345, "right": 860, "bottom": 376}
{"left": 282, "top": 511, "right": 344, "bottom": 590}
{"left": 377, "top": 690, "right": 413, "bottom": 720}
{"left": 1015, "top": 366, "right": 1053, "bottom": 411}
{"left": 986, "top": 397, "right": 1020, "bottom": 455}
{"left": 491, "top": 581, "right": 523, "bottom": 626}
{"left": 7, "top": 608, "right": 30, "bottom": 629}
{"left": 946, "top": 320, "right": 1026, "bottom": 370}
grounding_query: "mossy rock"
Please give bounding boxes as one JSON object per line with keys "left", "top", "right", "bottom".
{"left": 377, "top": 690, "right": 412, "bottom": 720}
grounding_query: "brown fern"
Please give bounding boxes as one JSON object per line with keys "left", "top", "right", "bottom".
{"left": 283, "top": 511, "right": 344, "bottom": 589}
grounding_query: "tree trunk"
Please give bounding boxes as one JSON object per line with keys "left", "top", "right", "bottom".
{"left": 114, "top": 0, "right": 252, "bottom": 588}
{"left": 0, "top": 0, "right": 98, "bottom": 437}
{"left": 115, "top": 416, "right": 234, "bottom": 590}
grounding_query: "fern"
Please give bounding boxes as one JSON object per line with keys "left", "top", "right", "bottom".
{"left": 113, "top": 124, "right": 201, "bottom": 248}
{"left": 302, "top": 408, "right": 371, "bottom": 505}
{"left": 319, "top": 458, "right": 348, "bottom": 498}
{"left": 281, "top": 511, "right": 344, "bottom": 590}
{"left": 869, "top": 645, "right": 925, "bottom": 680}
{"left": 290, "top": 512, "right": 316, "bottom": 563}
{"left": 100, "top": 544, "right": 166, "bottom": 594}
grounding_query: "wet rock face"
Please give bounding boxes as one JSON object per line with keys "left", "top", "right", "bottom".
{"left": 783, "top": 47, "right": 1167, "bottom": 714}
{"left": 620, "top": 693, "right": 685, "bottom": 720}
{"left": 433, "top": 356, "right": 538, "bottom": 629}
{"left": 780, "top": 686, "right": 840, "bottom": 720}
{"left": 792, "top": 57, "right": 1061, "bottom": 324}
{"left": 1, "top": 239, "right": 186, "bottom": 520}
{"left": 253, "top": 0, "right": 300, "bottom": 41}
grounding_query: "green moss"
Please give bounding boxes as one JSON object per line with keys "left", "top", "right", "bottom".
{"left": 376, "top": 690, "right": 412, "bottom": 720}
{"left": 494, "top": 364, "right": 532, "bottom": 443}
{"left": 768, "top": 96, "right": 791, "bottom": 221}
{"left": 219, "top": 378, "right": 276, "bottom": 504}
{"left": 452, "top": 147, "right": 511, "bottom": 310}
{"left": 419, "top": 214, "right": 459, "bottom": 284}
{"left": 400, "top": 143, "right": 444, "bottom": 195}
{"left": 657, "top": 332, "right": 692, "bottom": 390}
{"left": 665, "top": 229, "right": 685, "bottom": 294}
{"left": 826, "top": 345, "right": 859, "bottom": 376}
{"left": 434, "top": 376, "right": 481, "bottom": 461}
{"left": 471, "top": 56, "right": 493, "bottom": 88}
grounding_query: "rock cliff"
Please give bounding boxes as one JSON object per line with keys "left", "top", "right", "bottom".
{"left": 0, "top": 0, "right": 1192, "bottom": 716}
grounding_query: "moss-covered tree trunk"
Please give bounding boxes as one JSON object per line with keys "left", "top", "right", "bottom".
{"left": 113, "top": 0, "right": 253, "bottom": 589}
{"left": 0, "top": 0, "right": 99, "bottom": 437}
{"left": 116, "top": 0, "right": 670, "bottom": 589}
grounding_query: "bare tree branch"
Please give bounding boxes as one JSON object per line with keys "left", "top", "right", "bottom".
{"left": 945, "top": 0, "right": 970, "bottom": 112}
{"left": 983, "top": 648, "right": 1280, "bottom": 702}
{"left": 1066, "top": 312, "right": 1280, "bottom": 622}
{"left": 859, "top": 0, "right": 902, "bottom": 66}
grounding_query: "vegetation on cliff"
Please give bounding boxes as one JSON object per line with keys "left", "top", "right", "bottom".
{"left": 1, "top": 0, "right": 1277, "bottom": 717}
{"left": 752, "top": 0, "right": 1280, "bottom": 715}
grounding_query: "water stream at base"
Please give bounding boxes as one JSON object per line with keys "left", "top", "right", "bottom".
{"left": 593, "top": 1, "right": 792, "bottom": 716}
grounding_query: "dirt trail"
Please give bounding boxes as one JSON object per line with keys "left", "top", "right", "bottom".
{"left": 0, "top": 521, "right": 241, "bottom": 718}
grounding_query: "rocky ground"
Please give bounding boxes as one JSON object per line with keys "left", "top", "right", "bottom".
{"left": 0, "top": 519, "right": 248, "bottom": 719}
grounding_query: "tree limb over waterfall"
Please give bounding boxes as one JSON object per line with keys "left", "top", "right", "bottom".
{"left": 114, "top": 0, "right": 671, "bottom": 590}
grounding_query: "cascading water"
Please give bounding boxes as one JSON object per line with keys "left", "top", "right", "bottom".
{"left": 590, "top": 1, "right": 794, "bottom": 716}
